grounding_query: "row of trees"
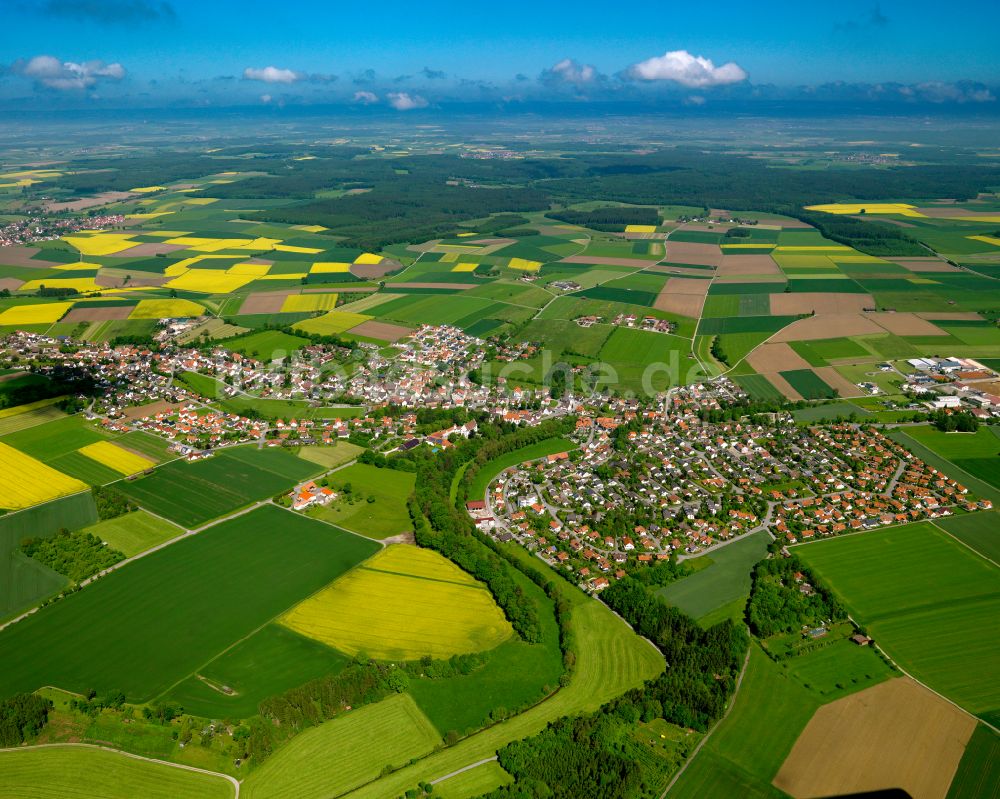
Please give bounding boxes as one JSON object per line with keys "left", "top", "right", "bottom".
{"left": 21, "top": 528, "right": 125, "bottom": 583}
{"left": 0, "top": 693, "right": 52, "bottom": 747}
{"left": 545, "top": 205, "right": 660, "bottom": 232}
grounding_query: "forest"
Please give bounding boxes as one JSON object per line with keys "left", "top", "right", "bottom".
{"left": 746, "top": 552, "right": 846, "bottom": 638}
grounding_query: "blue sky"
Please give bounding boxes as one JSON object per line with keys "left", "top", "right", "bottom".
{"left": 2, "top": 0, "right": 999, "bottom": 109}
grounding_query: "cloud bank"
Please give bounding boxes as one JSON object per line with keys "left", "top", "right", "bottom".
{"left": 387, "top": 91, "right": 428, "bottom": 110}
{"left": 626, "top": 49, "right": 747, "bottom": 87}
{"left": 14, "top": 55, "right": 125, "bottom": 90}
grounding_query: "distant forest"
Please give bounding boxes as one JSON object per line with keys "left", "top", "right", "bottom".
{"left": 41, "top": 146, "right": 1000, "bottom": 253}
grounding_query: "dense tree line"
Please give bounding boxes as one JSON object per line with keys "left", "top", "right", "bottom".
{"left": 0, "top": 693, "right": 52, "bottom": 747}
{"left": 483, "top": 575, "right": 746, "bottom": 798}
{"left": 747, "top": 554, "right": 846, "bottom": 638}
{"left": 21, "top": 529, "right": 126, "bottom": 583}
{"left": 795, "top": 211, "right": 925, "bottom": 256}
{"left": 930, "top": 409, "right": 980, "bottom": 432}
{"left": 545, "top": 205, "right": 660, "bottom": 232}
{"left": 92, "top": 486, "right": 135, "bottom": 521}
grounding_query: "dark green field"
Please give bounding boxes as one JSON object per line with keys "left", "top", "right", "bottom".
{"left": 936, "top": 513, "right": 1000, "bottom": 563}
{"left": 947, "top": 724, "right": 1000, "bottom": 799}
{"left": 780, "top": 368, "right": 835, "bottom": 399}
{"left": 0, "top": 505, "right": 379, "bottom": 701}
{"left": 118, "top": 446, "right": 320, "bottom": 527}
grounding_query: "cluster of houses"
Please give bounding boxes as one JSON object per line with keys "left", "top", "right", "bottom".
{"left": 902, "top": 357, "right": 1000, "bottom": 416}
{"left": 611, "top": 313, "right": 677, "bottom": 334}
{"left": 0, "top": 213, "right": 125, "bottom": 248}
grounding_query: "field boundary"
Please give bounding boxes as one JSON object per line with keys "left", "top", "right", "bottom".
{"left": 930, "top": 520, "right": 1000, "bottom": 569}
{"left": 0, "top": 742, "right": 239, "bottom": 798}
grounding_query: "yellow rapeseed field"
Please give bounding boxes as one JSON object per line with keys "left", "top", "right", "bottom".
{"left": 439, "top": 252, "right": 459, "bottom": 263}
{"left": 624, "top": 224, "right": 658, "bottom": 234}
{"left": 310, "top": 262, "right": 351, "bottom": 273}
{"left": 0, "top": 302, "right": 74, "bottom": 326}
{"left": 720, "top": 243, "right": 776, "bottom": 250}
{"left": 0, "top": 442, "right": 88, "bottom": 510}
{"left": 456, "top": 231, "right": 478, "bottom": 237}
{"left": 63, "top": 233, "right": 140, "bottom": 256}
{"left": 354, "top": 253, "right": 384, "bottom": 264}
{"left": 129, "top": 186, "right": 166, "bottom": 193}
{"left": 281, "top": 293, "right": 339, "bottom": 312}
{"left": 451, "top": 262, "right": 478, "bottom": 272}
{"left": 52, "top": 262, "right": 102, "bottom": 271}
{"left": 774, "top": 246, "right": 853, "bottom": 252}
{"left": 281, "top": 545, "right": 513, "bottom": 659}
{"left": 509, "top": 257, "right": 541, "bottom": 271}
{"left": 129, "top": 299, "right": 205, "bottom": 319}
{"left": 292, "top": 224, "right": 327, "bottom": 232}
{"left": 227, "top": 263, "right": 271, "bottom": 276}
{"left": 275, "top": 244, "right": 323, "bottom": 254}
{"left": 164, "top": 236, "right": 281, "bottom": 253}
{"left": 294, "top": 310, "right": 372, "bottom": 336}
{"left": 969, "top": 235, "right": 1000, "bottom": 248}
{"left": 78, "top": 441, "right": 154, "bottom": 476}
{"left": 164, "top": 269, "right": 256, "bottom": 293}
{"left": 804, "top": 203, "right": 927, "bottom": 218}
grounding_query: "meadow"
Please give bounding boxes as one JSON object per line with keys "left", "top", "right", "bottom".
{"left": 946, "top": 724, "right": 1000, "bottom": 799}
{"left": 901, "top": 425, "right": 1000, "bottom": 490}
{"left": 281, "top": 545, "right": 513, "bottom": 660}
{"left": 242, "top": 694, "right": 442, "bottom": 799}
{"left": 783, "top": 636, "right": 897, "bottom": 700}
{"left": 658, "top": 531, "right": 769, "bottom": 622}
{"left": 220, "top": 330, "right": 309, "bottom": 361}
{"left": 82, "top": 510, "right": 183, "bottom": 557}
{"left": 311, "top": 462, "right": 415, "bottom": 537}
{"left": 118, "top": 446, "right": 320, "bottom": 527}
{"left": 0, "top": 746, "right": 234, "bottom": 799}
{"left": 936, "top": 512, "right": 1000, "bottom": 563}
{"left": 668, "top": 647, "right": 819, "bottom": 799}
{"left": 796, "top": 522, "right": 1000, "bottom": 716}
{"left": 0, "top": 505, "right": 379, "bottom": 701}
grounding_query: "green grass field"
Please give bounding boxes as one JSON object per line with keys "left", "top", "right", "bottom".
{"left": 796, "top": 522, "right": 1000, "bottom": 716}
{"left": 466, "top": 437, "right": 576, "bottom": 502}
{"left": 295, "top": 442, "right": 364, "bottom": 469}
{"left": 889, "top": 428, "right": 1000, "bottom": 506}
{"left": 168, "top": 623, "right": 349, "bottom": 718}
{"left": 0, "top": 746, "right": 234, "bottom": 799}
{"left": 947, "top": 724, "right": 1000, "bottom": 799}
{"left": 733, "top": 374, "right": 784, "bottom": 402}
{"left": 658, "top": 531, "right": 769, "bottom": 621}
{"left": 81, "top": 510, "right": 183, "bottom": 557}
{"left": 0, "top": 491, "right": 96, "bottom": 620}
{"left": 936, "top": 512, "right": 1000, "bottom": 563}
{"left": 220, "top": 330, "right": 309, "bottom": 361}
{"left": 0, "top": 414, "right": 111, "bottom": 461}
{"left": 597, "top": 327, "right": 695, "bottom": 393}
{"left": 779, "top": 368, "right": 835, "bottom": 399}
{"left": 901, "top": 425, "right": 1000, "bottom": 490}
{"left": 311, "top": 462, "right": 415, "bottom": 537}
{"left": 435, "top": 761, "right": 513, "bottom": 799}
{"left": 784, "top": 637, "right": 897, "bottom": 701}
{"left": 242, "top": 694, "right": 441, "bottom": 799}
{"left": 118, "top": 446, "right": 320, "bottom": 527}
{"left": 668, "top": 646, "right": 819, "bottom": 799}
{"left": 0, "top": 505, "right": 379, "bottom": 701}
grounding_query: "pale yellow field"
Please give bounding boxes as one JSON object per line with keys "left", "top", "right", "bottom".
{"left": 125, "top": 211, "right": 174, "bottom": 219}
{"left": 354, "top": 253, "right": 383, "bottom": 265}
{"left": 509, "top": 257, "right": 541, "bottom": 271}
{"left": 439, "top": 252, "right": 458, "bottom": 263}
{"left": 0, "top": 396, "right": 65, "bottom": 420}
{"left": 624, "top": 224, "right": 657, "bottom": 233}
{"left": 78, "top": 441, "right": 154, "bottom": 476}
{"left": 956, "top": 216, "right": 1000, "bottom": 223}
{"left": 130, "top": 185, "right": 166, "bottom": 193}
{"left": 721, "top": 243, "right": 776, "bottom": 250}
{"left": 292, "top": 224, "right": 327, "bottom": 233}
{"left": 19, "top": 277, "right": 102, "bottom": 293}
{"left": 0, "top": 302, "right": 74, "bottom": 326}
{"left": 774, "top": 245, "right": 853, "bottom": 252}
{"left": 451, "top": 262, "right": 478, "bottom": 272}
{"left": 456, "top": 231, "right": 478, "bottom": 237}
{"left": 129, "top": 299, "right": 205, "bottom": 319}
{"left": 294, "top": 311, "right": 372, "bottom": 336}
{"left": 63, "top": 233, "right": 140, "bottom": 256}
{"left": 164, "top": 236, "right": 280, "bottom": 253}
{"left": 0, "top": 442, "right": 87, "bottom": 510}
{"left": 804, "top": 203, "right": 927, "bottom": 217}
{"left": 968, "top": 235, "right": 1000, "bottom": 248}
{"left": 281, "top": 293, "right": 339, "bottom": 312}
{"left": 164, "top": 269, "right": 256, "bottom": 293}
{"left": 310, "top": 262, "right": 351, "bottom": 273}
{"left": 281, "top": 545, "right": 513, "bottom": 659}
{"left": 182, "top": 197, "right": 218, "bottom": 205}
{"left": 257, "top": 272, "right": 307, "bottom": 280}
{"left": 163, "top": 255, "right": 243, "bottom": 276}
{"left": 228, "top": 262, "right": 271, "bottom": 277}
{"left": 275, "top": 244, "right": 323, "bottom": 254}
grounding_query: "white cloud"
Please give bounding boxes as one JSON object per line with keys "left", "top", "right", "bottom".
{"left": 18, "top": 55, "right": 125, "bottom": 90}
{"left": 386, "top": 91, "right": 428, "bottom": 110}
{"left": 684, "top": 94, "right": 707, "bottom": 106}
{"left": 542, "top": 58, "right": 598, "bottom": 86}
{"left": 260, "top": 94, "right": 272, "bottom": 104}
{"left": 243, "top": 66, "right": 301, "bottom": 84}
{"left": 353, "top": 90, "right": 379, "bottom": 105}
{"left": 627, "top": 49, "right": 746, "bottom": 88}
